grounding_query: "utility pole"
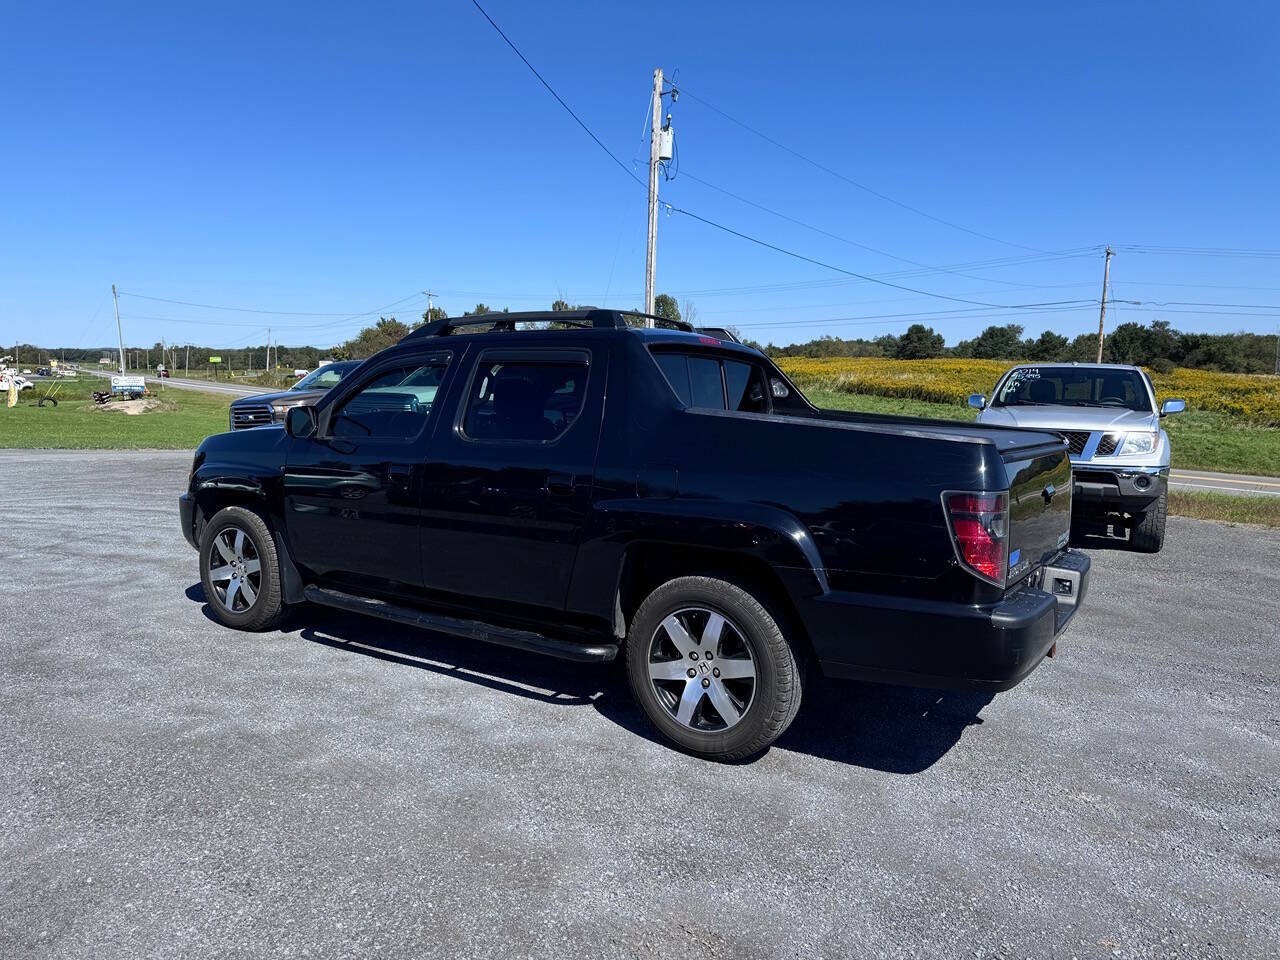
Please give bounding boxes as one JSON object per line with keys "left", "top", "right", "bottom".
{"left": 643, "top": 71, "right": 677, "bottom": 325}
{"left": 267, "top": 327, "right": 272, "bottom": 377}
{"left": 424, "top": 290, "right": 435, "bottom": 323}
{"left": 644, "top": 67, "right": 664, "bottom": 324}
{"left": 112, "top": 283, "right": 125, "bottom": 376}
{"left": 185, "top": 344, "right": 189, "bottom": 377}
{"left": 1095, "top": 246, "right": 1114, "bottom": 363}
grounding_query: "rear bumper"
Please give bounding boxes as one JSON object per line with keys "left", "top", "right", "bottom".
{"left": 1073, "top": 465, "right": 1166, "bottom": 511}
{"left": 179, "top": 493, "right": 198, "bottom": 549}
{"left": 805, "top": 549, "right": 1091, "bottom": 692}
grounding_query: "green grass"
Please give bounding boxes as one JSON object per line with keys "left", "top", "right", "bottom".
{"left": 0, "top": 379, "right": 231, "bottom": 449}
{"left": 111, "top": 366, "right": 296, "bottom": 390}
{"left": 803, "top": 387, "right": 975, "bottom": 422}
{"left": 801, "top": 386, "right": 1280, "bottom": 477}
{"left": 1167, "top": 490, "right": 1280, "bottom": 527}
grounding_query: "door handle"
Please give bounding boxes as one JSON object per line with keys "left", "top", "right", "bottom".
{"left": 544, "top": 472, "right": 574, "bottom": 496}
{"left": 386, "top": 464, "right": 414, "bottom": 489}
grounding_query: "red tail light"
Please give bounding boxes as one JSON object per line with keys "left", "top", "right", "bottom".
{"left": 944, "top": 491, "right": 1009, "bottom": 585}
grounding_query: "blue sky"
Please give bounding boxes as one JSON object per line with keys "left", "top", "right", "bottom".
{"left": 2, "top": 1, "right": 1278, "bottom": 351}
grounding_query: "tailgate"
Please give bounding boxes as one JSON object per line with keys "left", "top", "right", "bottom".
{"left": 1003, "top": 444, "right": 1073, "bottom": 584}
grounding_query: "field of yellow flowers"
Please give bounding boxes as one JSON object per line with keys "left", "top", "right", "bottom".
{"left": 776, "top": 357, "right": 1280, "bottom": 426}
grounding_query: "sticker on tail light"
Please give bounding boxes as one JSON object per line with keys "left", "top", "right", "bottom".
{"left": 942, "top": 490, "right": 1009, "bottom": 586}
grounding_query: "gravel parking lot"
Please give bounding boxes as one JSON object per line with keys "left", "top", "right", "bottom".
{"left": 2, "top": 450, "right": 1277, "bottom": 959}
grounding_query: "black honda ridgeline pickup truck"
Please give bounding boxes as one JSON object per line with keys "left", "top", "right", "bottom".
{"left": 179, "top": 309, "right": 1089, "bottom": 760}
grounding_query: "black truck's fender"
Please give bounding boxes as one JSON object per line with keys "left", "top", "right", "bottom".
{"left": 181, "top": 431, "right": 307, "bottom": 603}
{"left": 566, "top": 497, "right": 830, "bottom": 639}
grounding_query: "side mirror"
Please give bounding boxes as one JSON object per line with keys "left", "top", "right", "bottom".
{"left": 1160, "top": 398, "right": 1186, "bottom": 416}
{"left": 967, "top": 394, "right": 987, "bottom": 410}
{"left": 770, "top": 377, "right": 790, "bottom": 399}
{"left": 285, "top": 405, "right": 317, "bottom": 438}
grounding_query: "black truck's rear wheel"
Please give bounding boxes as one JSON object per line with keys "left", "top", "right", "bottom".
{"left": 199, "top": 506, "right": 286, "bottom": 631}
{"left": 625, "top": 576, "right": 802, "bottom": 761}
{"left": 1130, "top": 490, "right": 1167, "bottom": 553}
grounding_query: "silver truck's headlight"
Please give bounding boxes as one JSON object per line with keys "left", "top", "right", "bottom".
{"left": 271, "top": 401, "right": 301, "bottom": 421}
{"left": 1118, "top": 432, "right": 1158, "bottom": 456}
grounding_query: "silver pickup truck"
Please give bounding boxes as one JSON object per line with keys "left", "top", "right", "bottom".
{"left": 969, "top": 363, "right": 1186, "bottom": 552}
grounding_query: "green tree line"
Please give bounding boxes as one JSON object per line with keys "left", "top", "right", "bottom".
{"left": 763, "top": 320, "right": 1279, "bottom": 374}
{"left": 23, "top": 301, "right": 1275, "bottom": 375}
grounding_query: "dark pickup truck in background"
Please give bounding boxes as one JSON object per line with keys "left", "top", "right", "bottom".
{"left": 228, "top": 360, "right": 362, "bottom": 429}
{"left": 179, "top": 309, "right": 1090, "bottom": 760}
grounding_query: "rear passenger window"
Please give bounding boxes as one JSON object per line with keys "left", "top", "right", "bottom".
{"left": 688, "top": 357, "right": 724, "bottom": 408}
{"left": 655, "top": 354, "right": 691, "bottom": 406}
{"left": 464, "top": 361, "right": 588, "bottom": 442}
{"left": 652, "top": 350, "right": 771, "bottom": 413}
{"left": 723, "top": 360, "right": 768, "bottom": 413}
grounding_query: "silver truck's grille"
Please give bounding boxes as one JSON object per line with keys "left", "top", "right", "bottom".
{"left": 1095, "top": 433, "right": 1119, "bottom": 456}
{"left": 1060, "top": 431, "right": 1091, "bottom": 456}
{"left": 231, "top": 403, "right": 273, "bottom": 429}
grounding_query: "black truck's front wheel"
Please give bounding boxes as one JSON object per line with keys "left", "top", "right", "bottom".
{"left": 199, "top": 506, "right": 286, "bottom": 631}
{"left": 625, "top": 576, "right": 803, "bottom": 761}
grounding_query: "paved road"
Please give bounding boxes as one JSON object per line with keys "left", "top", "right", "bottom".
{"left": 1169, "top": 469, "right": 1280, "bottom": 498}
{"left": 76, "top": 367, "right": 272, "bottom": 397}
{"left": 2, "top": 450, "right": 1277, "bottom": 960}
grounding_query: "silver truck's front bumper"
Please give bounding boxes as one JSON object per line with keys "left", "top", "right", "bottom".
{"left": 1072, "top": 464, "right": 1167, "bottom": 509}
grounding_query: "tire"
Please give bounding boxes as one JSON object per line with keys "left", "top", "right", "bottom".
{"left": 1130, "top": 490, "right": 1167, "bottom": 553}
{"left": 198, "top": 505, "right": 286, "bottom": 631}
{"left": 625, "top": 576, "right": 803, "bottom": 761}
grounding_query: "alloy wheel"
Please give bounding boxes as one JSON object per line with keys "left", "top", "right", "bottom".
{"left": 647, "top": 607, "right": 757, "bottom": 732}
{"left": 207, "top": 526, "right": 262, "bottom": 613}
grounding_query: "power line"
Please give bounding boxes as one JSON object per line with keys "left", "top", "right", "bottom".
{"left": 732, "top": 304, "right": 1087, "bottom": 331}
{"left": 119, "top": 303, "right": 428, "bottom": 331}
{"left": 697, "top": 282, "right": 1102, "bottom": 316}
{"left": 116, "top": 290, "right": 425, "bottom": 318}
{"left": 467, "top": 1, "right": 1097, "bottom": 313}
{"left": 425, "top": 250, "right": 1102, "bottom": 305}
{"left": 1114, "top": 279, "right": 1280, "bottom": 293}
{"left": 1115, "top": 244, "right": 1280, "bottom": 259}
{"left": 678, "top": 86, "right": 1048, "bottom": 254}
{"left": 468, "top": 0, "right": 643, "bottom": 188}
{"left": 664, "top": 202, "right": 1096, "bottom": 311}
{"left": 1104, "top": 306, "right": 1280, "bottom": 319}
{"left": 1112, "top": 299, "right": 1280, "bottom": 311}
{"left": 678, "top": 170, "right": 1044, "bottom": 287}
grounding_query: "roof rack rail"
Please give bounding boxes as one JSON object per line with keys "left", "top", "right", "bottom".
{"left": 695, "top": 326, "right": 740, "bottom": 343}
{"left": 616, "top": 310, "right": 695, "bottom": 333}
{"left": 399, "top": 307, "right": 695, "bottom": 342}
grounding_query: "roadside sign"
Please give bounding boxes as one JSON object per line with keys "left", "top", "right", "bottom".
{"left": 209, "top": 356, "right": 222, "bottom": 364}
{"left": 111, "top": 375, "right": 146, "bottom": 395}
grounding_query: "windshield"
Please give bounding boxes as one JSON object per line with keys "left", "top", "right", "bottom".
{"left": 290, "top": 363, "right": 354, "bottom": 391}
{"left": 992, "top": 366, "right": 1151, "bottom": 412}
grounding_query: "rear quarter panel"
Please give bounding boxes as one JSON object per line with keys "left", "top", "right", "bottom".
{"left": 583, "top": 343, "right": 1010, "bottom": 612}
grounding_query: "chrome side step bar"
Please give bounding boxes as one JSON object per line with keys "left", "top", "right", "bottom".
{"left": 302, "top": 585, "right": 618, "bottom": 663}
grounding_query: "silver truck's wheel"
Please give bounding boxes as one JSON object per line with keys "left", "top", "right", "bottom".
{"left": 1131, "top": 490, "right": 1167, "bottom": 553}
{"left": 199, "top": 506, "right": 286, "bottom": 631}
{"left": 626, "top": 576, "right": 802, "bottom": 761}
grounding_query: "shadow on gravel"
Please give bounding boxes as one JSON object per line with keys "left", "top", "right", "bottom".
{"left": 185, "top": 584, "right": 990, "bottom": 773}
{"left": 775, "top": 681, "right": 993, "bottom": 773}
{"left": 1071, "top": 524, "right": 1134, "bottom": 551}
